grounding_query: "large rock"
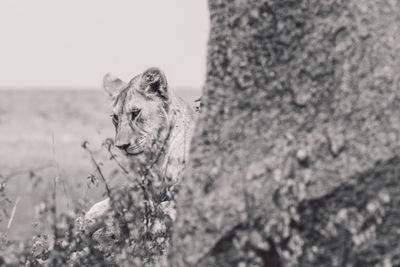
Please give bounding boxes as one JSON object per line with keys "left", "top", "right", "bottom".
{"left": 170, "top": 0, "right": 400, "bottom": 266}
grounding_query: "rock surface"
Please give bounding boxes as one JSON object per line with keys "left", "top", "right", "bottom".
{"left": 169, "top": 0, "right": 400, "bottom": 266}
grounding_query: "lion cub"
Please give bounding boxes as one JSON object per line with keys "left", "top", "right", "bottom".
{"left": 82, "top": 67, "right": 196, "bottom": 236}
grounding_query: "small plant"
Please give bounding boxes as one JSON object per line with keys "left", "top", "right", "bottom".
{"left": 0, "top": 104, "right": 188, "bottom": 266}
{"left": 77, "top": 123, "right": 177, "bottom": 266}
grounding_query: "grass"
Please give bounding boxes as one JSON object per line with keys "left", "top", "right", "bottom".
{"left": 0, "top": 88, "right": 201, "bottom": 266}
{"left": 0, "top": 89, "right": 200, "bottom": 241}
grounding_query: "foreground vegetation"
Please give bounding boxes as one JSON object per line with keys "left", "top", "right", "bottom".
{"left": 0, "top": 135, "right": 177, "bottom": 266}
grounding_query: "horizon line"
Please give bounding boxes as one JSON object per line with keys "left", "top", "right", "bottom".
{"left": 0, "top": 86, "right": 201, "bottom": 91}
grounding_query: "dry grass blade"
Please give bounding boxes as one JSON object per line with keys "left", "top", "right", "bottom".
{"left": 6, "top": 196, "right": 21, "bottom": 236}
{"left": 82, "top": 140, "right": 111, "bottom": 197}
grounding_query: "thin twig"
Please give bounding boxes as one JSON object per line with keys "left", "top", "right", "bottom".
{"left": 106, "top": 145, "right": 129, "bottom": 175}
{"left": 6, "top": 196, "right": 21, "bottom": 236}
{"left": 52, "top": 176, "right": 59, "bottom": 247}
{"left": 82, "top": 141, "right": 111, "bottom": 198}
{"left": 82, "top": 141, "right": 131, "bottom": 238}
{"left": 51, "top": 132, "right": 60, "bottom": 248}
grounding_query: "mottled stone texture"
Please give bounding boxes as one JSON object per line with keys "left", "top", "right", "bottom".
{"left": 170, "top": 0, "right": 400, "bottom": 266}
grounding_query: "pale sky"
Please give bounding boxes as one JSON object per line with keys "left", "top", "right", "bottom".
{"left": 0, "top": 0, "right": 209, "bottom": 89}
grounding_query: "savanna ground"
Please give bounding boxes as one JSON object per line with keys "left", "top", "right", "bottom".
{"left": 0, "top": 89, "right": 200, "bottom": 241}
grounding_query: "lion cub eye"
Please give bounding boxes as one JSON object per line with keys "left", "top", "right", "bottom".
{"left": 130, "top": 109, "right": 141, "bottom": 121}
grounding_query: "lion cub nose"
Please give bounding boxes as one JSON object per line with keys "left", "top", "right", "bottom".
{"left": 115, "top": 143, "right": 130, "bottom": 150}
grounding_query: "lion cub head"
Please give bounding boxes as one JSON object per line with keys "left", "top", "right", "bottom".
{"left": 103, "top": 67, "right": 171, "bottom": 158}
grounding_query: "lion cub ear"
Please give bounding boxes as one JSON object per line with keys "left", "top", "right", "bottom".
{"left": 103, "top": 73, "right": 128, "bottom": 98}
{"left": 140, "top": 67, "right": 168, "bottom": 100}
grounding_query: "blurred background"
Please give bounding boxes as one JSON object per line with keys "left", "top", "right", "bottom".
{"left": 0, "top": 0, "right": 206, "bottom": 239}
